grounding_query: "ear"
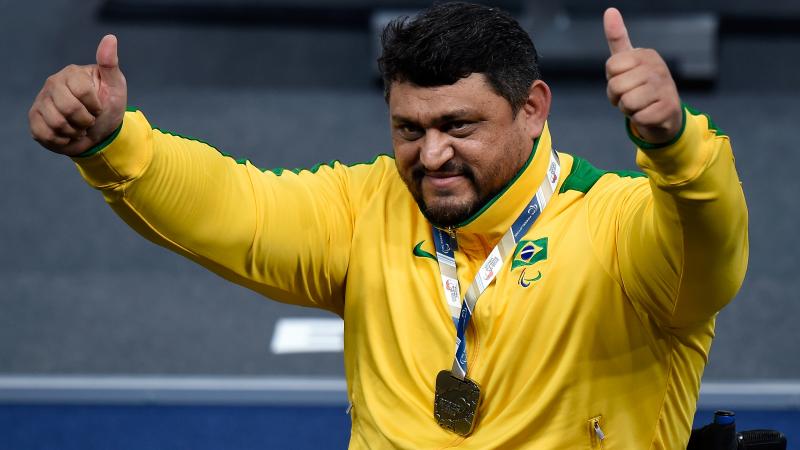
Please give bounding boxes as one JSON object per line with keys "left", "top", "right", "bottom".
{"left": 518, "top": 80, "right": 551, "bottom": 140}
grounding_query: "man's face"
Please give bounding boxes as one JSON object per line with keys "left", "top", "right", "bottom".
{"left": 390, "top": 73, "right": 535, "bottom": 227}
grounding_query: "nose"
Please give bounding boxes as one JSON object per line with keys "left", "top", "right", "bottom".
{"left": 419, "top": 130, "right": 454, "bottom": 171}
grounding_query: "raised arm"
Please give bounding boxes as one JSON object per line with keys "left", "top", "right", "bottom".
{"left": 600, "top": 9, "right": 749, "bottom": 329}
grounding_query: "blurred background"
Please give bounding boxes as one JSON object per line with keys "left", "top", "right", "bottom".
{"left": 1, "top": 0, "right": 798, "bottom": 448}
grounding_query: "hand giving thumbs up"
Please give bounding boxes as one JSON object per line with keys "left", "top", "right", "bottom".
{"left": 604, "top": 8, "right": 683, "bottom": 145}
{"left": 29, "top": 34, "right": 127, "bottom": 156}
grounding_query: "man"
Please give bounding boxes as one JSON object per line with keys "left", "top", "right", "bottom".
{"left": 29, "top": 2, "right": 747, "bottom": 449}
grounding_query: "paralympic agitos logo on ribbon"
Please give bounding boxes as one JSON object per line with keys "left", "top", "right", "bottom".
{"left": 511, "top": 237, "right": 548, "bottom": 287}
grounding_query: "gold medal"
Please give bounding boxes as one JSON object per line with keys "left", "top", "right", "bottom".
{"left": 433, "top": 370, "right": 482, "bottom": 436}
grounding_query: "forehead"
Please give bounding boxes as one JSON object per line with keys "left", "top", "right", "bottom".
{"left": 388, "top": 73, "right": 512, "bottom": 124}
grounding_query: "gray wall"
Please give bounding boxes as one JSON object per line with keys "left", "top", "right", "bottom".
{"left": 1, "top": 0, "right": 798, "bottom": 379}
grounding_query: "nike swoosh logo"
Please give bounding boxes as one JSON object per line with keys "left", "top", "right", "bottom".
{"left": 413, "top": 241, "right": 437, "bottom": 261}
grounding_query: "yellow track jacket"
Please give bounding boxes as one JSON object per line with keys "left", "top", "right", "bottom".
{"left": 73, "top": 106, "right": 748, "bottom": 449}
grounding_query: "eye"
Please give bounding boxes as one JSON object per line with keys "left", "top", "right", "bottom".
{"left": 445, "top": 121, "right": 474, "bottom": 136}
{"left": 396, "top": 124, "right": 423, "bottom": 141}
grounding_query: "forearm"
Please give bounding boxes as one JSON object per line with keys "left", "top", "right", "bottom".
{"left": 621, "top": 107, "right": 749, "bottom": 328}
{"left": 74, "top": 109, "right": 262, "bottom": 278}
{"left": 72, "top": 109, "right": 352, "bottom": 312}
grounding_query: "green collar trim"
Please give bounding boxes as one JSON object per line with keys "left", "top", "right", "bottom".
{"left": 559, "top": 156, "right": 646, "bottom": 194}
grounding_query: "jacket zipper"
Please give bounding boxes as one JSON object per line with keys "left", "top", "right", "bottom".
{"left": 347, "top": 394, "right": 356, "bottom": 422}
{"left": 589, "top": 416, "right": 606, "bottom": 449}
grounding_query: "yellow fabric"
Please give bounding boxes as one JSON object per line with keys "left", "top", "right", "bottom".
{"left": 73, "top": 108, "right": 748, "bottom": 449}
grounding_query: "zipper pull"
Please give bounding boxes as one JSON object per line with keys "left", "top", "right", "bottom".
{"left": 445, "top": 226, "right": 456, "bottom": 239}
{"left": 346, "top": 403, "right": 353, "bottom": 415}
{"left": 593, "top": 419, "right": 606, "bottom": 441}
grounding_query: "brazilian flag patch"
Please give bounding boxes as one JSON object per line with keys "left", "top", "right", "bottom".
{"left": 511, "top": 238, "right": 548, "bottom": 271}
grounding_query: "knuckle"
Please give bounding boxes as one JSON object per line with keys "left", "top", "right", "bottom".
{"left": 39, "top": 128, "right": 57, "bottom": 144}
{"left": 607, "top": 77, "right": 620, "bottom": 92}
{"left": 607, "top": 54, "right": 635, "bottom": 75}
{"left": 70, "top": 82, "right": 90, "bottom": 98}
{"left": 75, "top": 116, "right": 93, "bottom": 129}
{"left": 29, "top": 123, "right": 40, "bottom": 141}
{"left": 618, "top": 96, "right": 633, "bottom": 114}
{"left": 40, "top": 133, "right": 57, "bottom": 146}
{"left": 29, "top": 114, "right": 43, "bottom": 133}
{"left": 72, "top": 75, "right": 96, "bottom": 96}
{"left": 606, "top": 84, "right": 618, "bottom": 99}
{"left": 641, "top": 48, "right": 661, "bottom": 63}
{"left": 52, "top": 116, "right": 70, "bottom": 131}
{"left": 62, "top": 101, "right": 81, "bottom": 115}
{"left": 46, "top": 137, "right": 68, "bottom": 149}
{"left": 605, "top": 61, "right": 619, "bottom": 77}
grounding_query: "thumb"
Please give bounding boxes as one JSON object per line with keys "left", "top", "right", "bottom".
{"left": 96, "top": 34, "right": 124, "bottom": 88}
{"left": 603, "top": 8, "right": 633, "bottom": 55}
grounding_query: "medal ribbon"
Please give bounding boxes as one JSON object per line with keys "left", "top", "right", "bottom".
{"left": 432, "top": 149, "right": 561, "bottom": 379}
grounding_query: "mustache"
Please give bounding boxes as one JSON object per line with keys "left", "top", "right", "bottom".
{"left": 411, "top": 160, "right": 476, "bottom": 183}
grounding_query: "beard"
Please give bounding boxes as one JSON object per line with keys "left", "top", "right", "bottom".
{"left": 402, "top": 159, "right": 507, "bottom": 228}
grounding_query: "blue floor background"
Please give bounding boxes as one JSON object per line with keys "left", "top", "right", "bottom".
{"left": 0, "top": 404, "right": 351, "bottom": 450}
{"left": 0, "top": 404, "right": 796, "bottom": 449}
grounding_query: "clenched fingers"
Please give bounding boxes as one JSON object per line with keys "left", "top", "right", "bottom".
{"left": 605, "top": 49, "right": 640, "bottom": 80}
{"left": 66, "top": 70, "right": 103, "bottom": 116}
{"left": 30, "top": 36, "right": 127, "bottom": 156}
{"left": 40, "top": 96, "right": 83, "bottom": 138}
{"left": 606, "top": 65, "right": 651, "bottom": 106}
{"left": 601, "top": 8, "right": 682, "bottom": 143}
{"left": 616, "top": 84, "right": 660, "bottom": 117}
{"left": 605, "top": 47, "right": 676, "bottom": 116}
{"left": 29, "top": 109, "right": 71, "bottom": 148}
{"left": 49, "top": 83, "right": 96, "bottom": 131}
{"left": 31, "top": 65, "right": 100, "bottom": 143}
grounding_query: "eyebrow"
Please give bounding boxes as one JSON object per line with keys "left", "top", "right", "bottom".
{"left": 391, "top": 108, "right": 474, "bottom": 127}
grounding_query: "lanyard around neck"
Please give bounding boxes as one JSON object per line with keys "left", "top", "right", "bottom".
{"left": 431, "top": 149, "right": 561, "bottom": 379}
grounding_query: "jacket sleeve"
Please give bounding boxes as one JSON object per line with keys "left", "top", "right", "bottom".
{"left": 603, "top": 107, "right": 749, "bottom": 330}
{"left": 72, "top": 109, "right": 356, "bottom": 316}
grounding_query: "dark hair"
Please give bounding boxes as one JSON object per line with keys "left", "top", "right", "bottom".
{"left": 378, "top": 2, "right": 541, "bottom": 113}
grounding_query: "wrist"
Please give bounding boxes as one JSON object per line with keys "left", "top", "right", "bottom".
{"left": 626, "top": 106, "right": 686, "bottom": 150}
{"left": 73, "top": 121, "right": 124, "bottom": 158}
